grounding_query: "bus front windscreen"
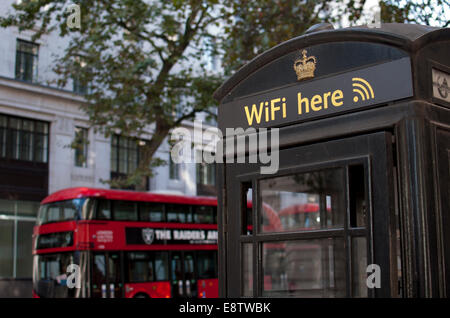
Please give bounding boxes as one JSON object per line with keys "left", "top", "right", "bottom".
{"left": 37, "top": 198, "right": 87, "bottom": 225}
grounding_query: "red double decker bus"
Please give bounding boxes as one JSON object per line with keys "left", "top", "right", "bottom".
{"left": 32, "top": 187, "right": 218, "bottom": 298}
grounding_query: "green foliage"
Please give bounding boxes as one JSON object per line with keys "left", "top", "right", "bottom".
{"left": 1, "top": 0, "right": 225, "bottom": 189}
{"left": 381, "top": 0, "right": 449, "bottom": 26}
{"left": 1, "top": 0, "right": 448, "bottom": 189}
{"left": 221, "top": 0, "right": 449, "bottom": 74}
{"left": 221, "top": 0, "right": 366, "bottom": 75}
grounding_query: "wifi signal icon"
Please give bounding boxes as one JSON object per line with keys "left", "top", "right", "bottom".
{"left": 352, "top": 77, "right": 375, "bottom": 102}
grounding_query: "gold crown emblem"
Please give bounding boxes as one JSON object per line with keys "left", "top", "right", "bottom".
{"left": 293, "top": 50, "right": 317, "bottom": 81}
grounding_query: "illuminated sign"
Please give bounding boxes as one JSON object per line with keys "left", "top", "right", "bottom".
{"left": 36, "top": 231, "right": 73, "bottom": 249}
{"left": 125, "top": 227, "right": 218, "bottom": 245}
{"left": 219, "top": 57, "right": 413, "bottom": 130}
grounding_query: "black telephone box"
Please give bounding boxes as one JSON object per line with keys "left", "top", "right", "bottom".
{"left": 215, "top": 23, "right": 450, "bottom": 297}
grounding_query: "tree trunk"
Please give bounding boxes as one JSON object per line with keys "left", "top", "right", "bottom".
{"left": 135, "top": 121, "right": 171, "bottom": 191}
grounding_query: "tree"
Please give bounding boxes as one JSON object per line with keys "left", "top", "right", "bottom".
{"left": 1, "top": 1, "right": 448, "bottom": 190}
{"left": 1, "top": 0, "right": 226, "bottom": 190}
{"left": 221, "top": 0, "right": 366, "bottom": 75}
{"left": 381, "top": 0, "right": 449, "bottom": 27}
{"left": 221, "top": 0, "right": 449, "bottom": 75}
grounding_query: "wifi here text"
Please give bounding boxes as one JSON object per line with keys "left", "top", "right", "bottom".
{"left": 244, "top": 77, "right": 373, "bottom": 127}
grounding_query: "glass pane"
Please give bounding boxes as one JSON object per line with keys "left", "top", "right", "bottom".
{"left": 37, "top": 199, "right": 84, "bottom": 224}
{"left": 349, "top": 165, "right": 367, "bottom": 227}
{"left": 74, "top": 127, "right": 88, "bottom": 167}
{"left": 113, "top": 201, "right": 137, "bottom": 221}
{"left": 154, "top": 252, "right": 168, "bottom": 281}
{"left": 242, "top": 183, "right": 253, "bottom": 235}
{"left": 0, "top": 115, "right": 6, "bottom": 127}
{"left": 19, "top": 130, "right": 33, "bottom": 160}
{"left": 169, "top": 155, "right": 180, "bottom": 180}
{"left": 22, "top": 119, "right": 33, "bottom": 132}
{"left": 126, "top": 252, "right": 150, "bottom": 282}
{"left": 139, "top": 202, "right": 164, "bottom": 222}
{"left": 352, "top": 236, "right": 368, "bottom": 297}
{"left": 193, "top": 205, "right": 214, "bottom": 224}
{"left": 93, "top": 254, "right": 106, "bottom": 284}
{"left": 63, "top": 200, "right": 77, "bottom": 220}
{"left": 47, "top": 205, "right": 61, "bottom": 222}
{"left": 242, "top": 243, "right": 253, "bottom": 297}
{"left": 0, "top": 127, "right": 5, "bottom": 158}
{"left": 35, "top": 122, "right": 48, "bottom": 134}
{"left": 0, "top": 199, "right": 15, "bottom": 215}
{"left": 260, "top": 168, "right": 345, "bottom": 233}
{"left": 262, "top": 238, "right": 346, "bottom": 297}
{"left": 197, "top": 251, "right": 216, "bottom": 279}
{"left": 166, "top": 204, "right": 186, "bottom": 223}
{"left": 16, "top": 200, "right": 40, "bottom": 217}
{"left": 18, "top": 40, "right": 38, "bottom": 55}
{"left": 184, "top": 253, "right": 195, "bottom": 280}
{"left": 96, "top": 200, "right": 111, "bottom": 220}
{"left": 16, "top": 221, "right": 35, "bottom": 277}
{"left": 34, "top": 133, "right": 48, "bottom": 163}
{"left": 171, "top": 254, "right": 183, "bottom": 281}
{"left": 108, "top": 253, "right": 121, "bottom": 283}
{"left": 0, "top": 220, "right": 14, "bottom": 277}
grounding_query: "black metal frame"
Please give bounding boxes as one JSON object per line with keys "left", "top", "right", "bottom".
{"left": 224, "top": 132, "right": 396, "bottom": 297}
{"left": 216, "top": 24, "right": 450, "bottom": 298}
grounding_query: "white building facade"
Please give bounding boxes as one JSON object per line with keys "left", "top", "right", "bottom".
{"left": 0, "top": 1, "right": 218, "bottom": 297}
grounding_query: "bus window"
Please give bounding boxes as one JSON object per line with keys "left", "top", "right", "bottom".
{"left": 184, "top": 252, "right": 196, "bottom": 297}
{"left": 154, "top": 252, "right": 168, "bottom": 281}
{"left": 171, "top": 253, "right": 183, "bottom": 281}
{"left": 213, "top": 206, "right": 217, "bottom": 224}
{"left": 108, "top": 253, "right": 121, "bottom": 282}
{"left": 139, "top": 202, "right": 164, "bottom": 222}
{"left": 260, "top": 168, "right": 345, "bottom": 233}
{"left": 126, "top": 252, "right": 169, "bottom": 283}
{"left": 82, "top": 198, "right": 96, "bottom": 220}
{"left": 62, "top": 201, "right": 76, "bottom": 220}
{"left": 186, "top": 206, "right": 193, "bottom": 223}
{"left": 126, "top": 252, "right": 153, "bottom": 282}
{"left": 113, "top": 201, "right": 138, "bottom": 221}
{"left": 92, "top": 253, "right": 107, "bottom": 297}
{"left": 184, "top": 253, "right": 195, "bottom": 280}
{"left": 96, "top": 200, "right": 111, "bottom": 220}
{"left": 127, "top": 252, "right": 145, "bottom": 282}
{"left": 166, "top": 204, "right": 186, "bottom": 223}
{"left": 193, "top": 205, "right": 214, "bottom": 224}
{"left": 47, "top": 205, "right": 60, "bottom": 222}
{"left": 37, "top": 199, "right": 85, "bottom": 224}
{"left": 197, "top": 251, "right": 217, "bottom": 279}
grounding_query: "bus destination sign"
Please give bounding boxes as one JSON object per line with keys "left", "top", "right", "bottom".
{"left": 219, "top": 57, "right": 413, "bottom": 130}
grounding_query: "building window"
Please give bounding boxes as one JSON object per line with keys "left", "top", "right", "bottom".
{"left": 169, "top": 154, "right": 180, "bottom": 180}
{"left": 0, "top": 114, "right": 48, "bottom": 163}
{"left": 0, "top": 199, "right": 40, "bottom": 278}
{"left": 196, "top": 153, "right": 215, "bottom": 186}
{"left": 73, "top": 78, "right": 88, "bottom": 95}
{"left": 111, "top": 135, "right": 145, "bottom": 175}
{"left": 73, "top": 55, "right": 88, "bottom": 95}
{"left": 74, "top": 127, "right": 88, "bottom": 167}
{"left": 15, "top": 39, "right": 39, "bottom": 83}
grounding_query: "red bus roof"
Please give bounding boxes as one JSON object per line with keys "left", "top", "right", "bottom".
{"left": 41, "top": 187, "right": 217, "bottom": 206}
{"left": 278, "top": 203, "right": 331, "bottom": 216}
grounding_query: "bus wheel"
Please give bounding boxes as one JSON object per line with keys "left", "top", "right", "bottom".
{"left": 133, "top": 293, "right": 149, "bottom": 298}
